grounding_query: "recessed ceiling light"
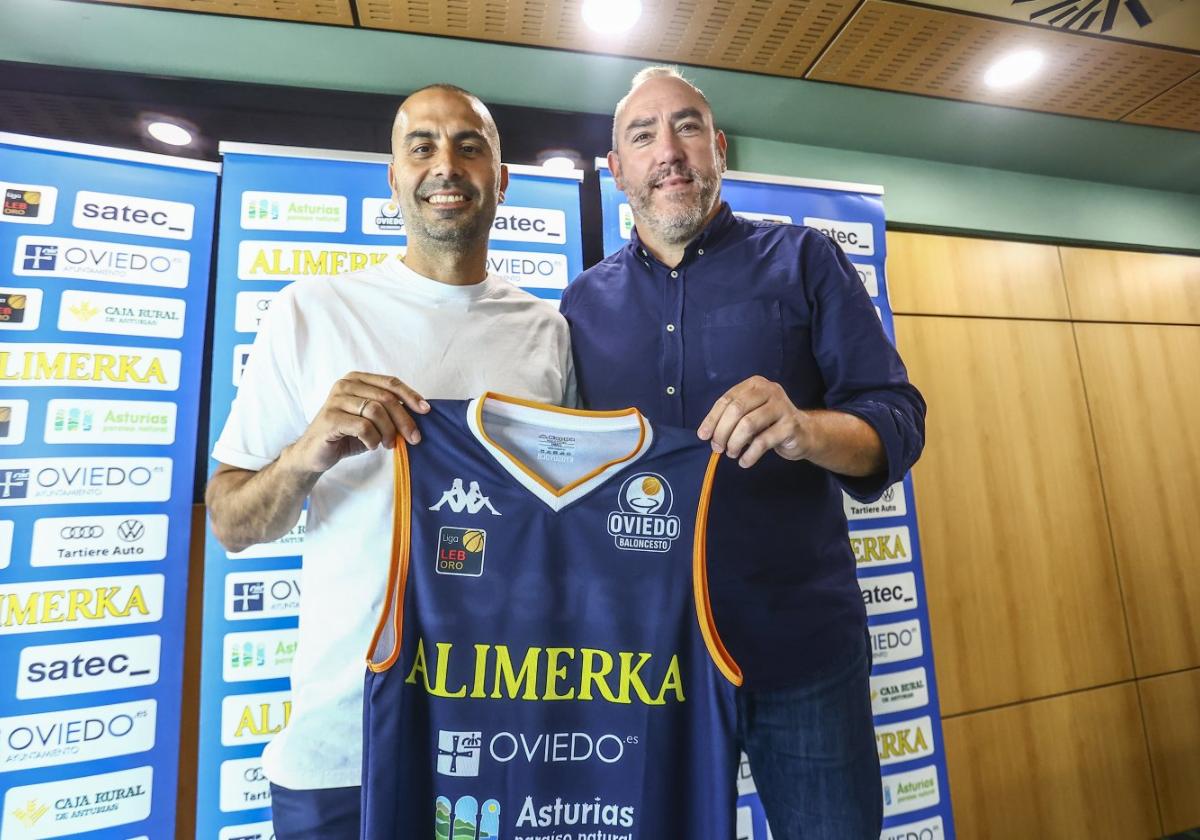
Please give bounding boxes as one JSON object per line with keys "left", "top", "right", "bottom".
{"left": 582, "top": 0, "right": 642, "bottom": 35}
{"left": 984, "top": 49, "right": 1045, "bottom": 90}
{"left": 541, "top": 156, "right": 578, "bottom": 173}
{"left": 146, "top": 121, "right": 193, "bottom": 146}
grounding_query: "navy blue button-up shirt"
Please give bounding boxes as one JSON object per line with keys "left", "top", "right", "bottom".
{"left": 560, "top": 203, "right": 926, "bottom": 688}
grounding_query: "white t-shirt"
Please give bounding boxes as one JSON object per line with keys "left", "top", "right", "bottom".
{"left": 212, "top": 257, "right": 575, "bottom": 790}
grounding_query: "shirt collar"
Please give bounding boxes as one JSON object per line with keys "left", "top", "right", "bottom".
{"left": 628, "top": 201, "right": 738, "bottom": 266}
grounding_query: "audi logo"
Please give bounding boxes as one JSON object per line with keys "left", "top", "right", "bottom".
{"left": 60, "top": 526, "right": 103, "bottom": 539}
{"left": 243, "top": 766, "right": 267, "bottom": 783}
{"left": 118, "top": 519, "right": 145, "bottom": 542}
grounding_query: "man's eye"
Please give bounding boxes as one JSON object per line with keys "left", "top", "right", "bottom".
{"left": 460, "top": 145, "right": 480, "bottom": 155}
{"left": 679, "top": 123, "right": 700, "bottom": 134}
{"left": 632, "top": 132, "right": 651, "bottom": 144}
{"left": 411, "top": 144, "right": 433, "bottom": 154}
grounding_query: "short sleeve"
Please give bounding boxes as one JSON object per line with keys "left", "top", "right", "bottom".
{"left": 211, "top": 285, "right": 310, "bottom": 471}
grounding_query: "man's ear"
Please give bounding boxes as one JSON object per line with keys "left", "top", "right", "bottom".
{"left": 607, "top": 149, "right": 623, "bottom": 190}
{"left": 498, "top": 163, "right": 510, "bottom": 204}
{"left": 716, "top": 130, "right": 728, "bottom": 173}
{"left": 387, "top": 162, "right": 399, "bottom": 202}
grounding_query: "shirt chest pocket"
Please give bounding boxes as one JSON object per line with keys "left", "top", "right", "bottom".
{"left": 700, "top": 299, "right": 784, "bottom": 385}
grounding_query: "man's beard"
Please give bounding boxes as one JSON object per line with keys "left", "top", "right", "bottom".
{"left": 404, "top": 180, "right": 495, "bottom": 251}
{"left": 626, "top": 163, "right": 721, "bottom": 245}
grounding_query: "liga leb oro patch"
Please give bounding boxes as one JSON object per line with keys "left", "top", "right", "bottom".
{"left": 436, "top": 526, "right": 486, "bottom": 577}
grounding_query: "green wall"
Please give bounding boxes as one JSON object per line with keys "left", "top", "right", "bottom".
{"left": 2, "top": 0, "right": 1197, "bottom": 251}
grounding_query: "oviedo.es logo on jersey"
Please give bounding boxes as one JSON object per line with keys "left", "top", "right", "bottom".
{"left": 13, "top": 235, "right": 190, "bottom": 288}
{"left": 607, "top": 472, "right": 679, "bottom": 553}
{"left": 435, "top": 727, "right": 634, "bottom": 778}
{"left": 2, "top": 765, "right": 153, "bottom": 839}
{"left": 0, "top": 698, "right": 157, "bottom": 771}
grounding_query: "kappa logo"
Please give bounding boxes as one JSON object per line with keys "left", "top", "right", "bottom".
{"left": 436, "top": 730, "right": 482, "bottom": 777}
{"left": 607, "top": 472, "right": 680, "bottom": 553}
{"left": 436, "top": 796, "right": 501, "bottom": 840}
{"left": 429, "top": 478, "right": 501, "bottom": 516}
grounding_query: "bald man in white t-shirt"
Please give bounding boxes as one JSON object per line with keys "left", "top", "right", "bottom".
{"left": 206, "top": 84, "right": 575, "bottom": 839}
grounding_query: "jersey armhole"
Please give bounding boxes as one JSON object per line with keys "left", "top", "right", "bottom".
{"left": 693, "top": 452, "right": 743, "bottom": 687}
{"left": 366, "top": 437, "right": 412, "bottom": 672}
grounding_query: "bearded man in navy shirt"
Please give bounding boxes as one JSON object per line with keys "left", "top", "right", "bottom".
{"left": 560, "top": 66, "right": 926, "bottom": 838}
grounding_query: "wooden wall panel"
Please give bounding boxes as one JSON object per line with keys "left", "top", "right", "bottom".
{"left": 1062, "top": 248, "right": 1200, "bottom": 325}
{"left": 1139, "top": 668, "right": 1200, "bottom": 834}
{"left": 886, "top": 232, "right": 1068, "bottom": 319}
{"left": 942, "top": 683, "right": 1160, "bottom": 840}
{"left": 1075, "top": 323, "right": 1200, "bottom": 675}
{"left": 894, "top": 316, "right": 1132, "bottom": 715}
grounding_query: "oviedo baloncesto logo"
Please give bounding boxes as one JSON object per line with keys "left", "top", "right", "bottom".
{"left": 607, "top": 473, "right": 679, "bottom": 553}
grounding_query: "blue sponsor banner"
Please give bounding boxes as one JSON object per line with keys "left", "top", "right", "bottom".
{"left": 0, "top": 133, "right": 217, "bottom": 839}
{"left": 197, "top": 143, "right": 583, "bottom": 838}
{"left": 600, "top": 161, "right": 955, "bottom": 840}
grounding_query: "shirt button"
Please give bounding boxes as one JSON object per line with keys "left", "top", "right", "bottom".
{"left": 670, "top": 270, "right": 678, "bottom": 278}
{"left": 666, "top": 386, "right": 676, "bottom": 396}
{"left": 698, "top": 249, "right": 705, "bottom": 256}
{"left": 666, "top": 324, "right": 675, "bottom": 332}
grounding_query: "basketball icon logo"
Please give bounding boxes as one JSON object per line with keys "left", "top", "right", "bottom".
{"left": 462, "top": 530, "right": 485, "bottom": 553}
{"left": 621, "top": 472, "right": 671, "bottom": 515}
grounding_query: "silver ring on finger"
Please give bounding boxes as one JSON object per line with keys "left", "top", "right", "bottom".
{"left": 356, "top": 397, "right": 370, "bottom": 417}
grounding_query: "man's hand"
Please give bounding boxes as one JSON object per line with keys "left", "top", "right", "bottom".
{"left": 286, "top": 372, "right": 429, "bottom": 475}
{"left": 697, "top": 376, "right": 811, "bottom": 469}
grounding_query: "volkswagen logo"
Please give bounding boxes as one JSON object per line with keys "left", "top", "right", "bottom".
{"left": 117, "top": 519, "right": 145, "bottom": 542}
{"left": 60, "top": 525, "right": 103, "bottom": 539}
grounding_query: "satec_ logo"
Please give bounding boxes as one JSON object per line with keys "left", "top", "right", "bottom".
{"left": 73, "top": 190, "right": 195, "bottom": 241}
{"left": 17, "top": 634, "right": 161, "bottom": 699}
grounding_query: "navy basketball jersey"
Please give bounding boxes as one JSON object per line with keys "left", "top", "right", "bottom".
{"left": 362, "top": 393, "right": 741, "bottom": 839}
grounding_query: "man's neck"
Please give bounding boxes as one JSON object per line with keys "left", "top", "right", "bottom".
{"left": 401, "top": 240, "right": 490, "bottom": 286}
{"left": 634, "top": 200, "right": 723, "bottom": 269}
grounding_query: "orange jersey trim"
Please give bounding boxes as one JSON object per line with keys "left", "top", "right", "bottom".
{"left": 366, "top": 437, "right": 411, "bottom": 673}
{"left": 473, "top": 391, "right": 646, "bottom": 498}
{"left": 693, "top": 452, "right": 743, "bottom": 687}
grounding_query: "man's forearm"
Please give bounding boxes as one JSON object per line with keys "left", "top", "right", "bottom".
{"left": 206, "top": 445, "right": 321, "bottom": 553}
{"left": 801, "top": 409, "right": 886, "bottom": 478}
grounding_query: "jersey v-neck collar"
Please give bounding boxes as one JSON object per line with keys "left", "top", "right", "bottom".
{"left": 465, "top": 392, "right": 654, "bottom": 513}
